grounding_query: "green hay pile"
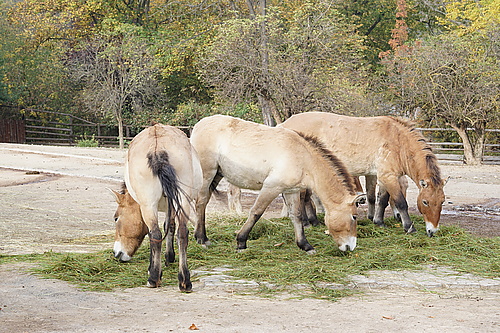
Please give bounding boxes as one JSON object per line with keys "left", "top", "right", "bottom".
{"left": 5, "top": 214, "right": 499, "bottom": 300}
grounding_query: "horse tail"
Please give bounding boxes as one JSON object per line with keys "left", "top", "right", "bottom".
{"left": 147, "top": 151, "right": 187, "bottom": 220}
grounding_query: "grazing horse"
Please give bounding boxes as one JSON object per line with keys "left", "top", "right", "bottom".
{"left": 190, "top": 115, "right": 363, "bottom": 253}
{"left": 110, "top": 124, "right": 202, "bottom": 291}
{"left": 281, "top": 112, "right": 445, "bottom": 236}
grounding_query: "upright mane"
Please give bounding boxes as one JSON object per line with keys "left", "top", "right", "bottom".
{"left": 295, "top": 131, "right": 356, "bottom": 195}
{"left": 388, "top": 117, "right": 442, "bottom": 186}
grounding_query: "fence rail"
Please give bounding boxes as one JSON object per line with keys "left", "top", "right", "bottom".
{"left": 1, "top": 107, "right": 499, "bottom": 164}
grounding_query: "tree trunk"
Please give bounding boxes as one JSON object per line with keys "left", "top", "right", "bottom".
{"left": 451, "top": 123, "right": 483, "bottom": 165}
{"left": 258, "top": 0, "right": 274, "bottom": 126}
{"left": 115, "top": 107, "right": 125, "bottom": 149}
{"left": 117, "top": 116, "right": 125, "bottom": 149}
{"left": 258, "top": 94, "right": 276, "bottom": 126}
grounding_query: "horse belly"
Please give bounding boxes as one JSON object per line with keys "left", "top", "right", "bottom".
{"left": 219, "top": 161, "right": 267, "bottom": 191}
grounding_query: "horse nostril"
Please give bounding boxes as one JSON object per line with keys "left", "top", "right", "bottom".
{"left": 345, "top": 244, "right": 351, "bottom": 252}
{"left": 427, "top": 230, "right": 435, "bottom": 237}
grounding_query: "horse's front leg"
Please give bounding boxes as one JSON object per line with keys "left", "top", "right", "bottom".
{"left": 391, "top": 189, "right": 415, "bottom": 233}
{"left": 389, "top": 176, "right": 409, "bottom": 222}
{"left": 236, "top": 188, "right": 280, "bottom": 251}
{"left": 177, "top": 213, "right": 192, "bottom": 292}
{"left": 284, "top": 192, "right": 316, "bottom": 254}
{"left": 376, "top": 178, "right": 416, "bottom": 233}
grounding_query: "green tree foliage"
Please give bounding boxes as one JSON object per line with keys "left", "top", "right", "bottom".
{"left": 382, "top": 33, "right": 499, "bottom": 164}
{"left": 380, "top": 0, "right": 500, "bottom": 164}
{"left": 68, "top": 22, "right": 162, "bottom": 148}
{"left": 201, "top": 1, "right": 370, "bottom": 124}
{"left": 339, "top": 0, "right": 444, "bottom": 67}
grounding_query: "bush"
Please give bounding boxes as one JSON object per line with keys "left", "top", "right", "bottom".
{"left": 76, "top": 135, "right": 99, "bottom": 147}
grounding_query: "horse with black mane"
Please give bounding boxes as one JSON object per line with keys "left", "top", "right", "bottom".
{"left": 110, "top": 123, "right": 202, "bottom": 291}
{"left": 190, "top": 115, "right": 364, "bottom": 254}
{"left": 281, "top": 112, "right": 445, "bottom": 236}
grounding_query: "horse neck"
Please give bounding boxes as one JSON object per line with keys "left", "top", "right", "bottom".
{"left": 305, "top": 155, "right": 353, "bottom": 207}
{"left": 397, "top": 133, "right": 435, "bottom": 185}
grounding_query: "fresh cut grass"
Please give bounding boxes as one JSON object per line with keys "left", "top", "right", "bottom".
{"left": 4, "top": 214, "right": 499, "bottom": 300}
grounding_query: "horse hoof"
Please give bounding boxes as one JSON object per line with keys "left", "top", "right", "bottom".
{"left": 374, "top": 221, "right": 387, "bottom": 228}
{"left": 306, "top": 249, "right": 317, "bottom": 255}
{"left": 310, "top": 219, "right": 321, "bottom": 227}
{"left": 179, "top": 282, "right": 193, "bottom": 293}
{"left": 147, "top": 280, "right": 160, "bottom": 288}
{"left": 236, "top": 248, "right": 247, "bottom": 253}
{"left": 406, "top": 226, "right": 417, "bottom": 234}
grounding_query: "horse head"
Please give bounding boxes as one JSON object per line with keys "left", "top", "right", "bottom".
{"left": 325, "top": 194, "right": 364, "bottom": 252}
{"left": 110, "top": 188, "right": 149, "bottom": 261}
{"left": 417, "top": 179, "right": 445, "bottom": 237}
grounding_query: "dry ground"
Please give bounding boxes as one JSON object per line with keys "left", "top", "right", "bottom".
{"left": 0, "top": 143, "right": 499, "bottom": 333}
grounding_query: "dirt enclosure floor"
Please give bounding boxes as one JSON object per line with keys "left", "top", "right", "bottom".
{"left": 0, "top": 143, "right": 499, "bottom": 332}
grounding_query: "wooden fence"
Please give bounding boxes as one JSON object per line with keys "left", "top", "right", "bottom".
{"left": 1, "top": 107, "right": 499, "bottom": 164}
{"left": 417, "top": 128, "right": 500, "bottom": 164}
{"left": 0, "top": 119, "right": 26, "bottom": 143}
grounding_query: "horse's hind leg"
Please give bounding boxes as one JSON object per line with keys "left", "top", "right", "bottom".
{"left": 194, "top": 171, "right": 223, "bottom": 246}
{"left": 284, "top": 191, "right": 316, "bottom": 254}
{"left": 177, "top": 213, "right": 192, "bottom": 292}
{"left": 365, "top": 175, "right": 377, "bottom": 220}
{"left": 236, "top": 187, "right": 280, "bottom": 251}
{"left": 227, "top": 184, "right": 243, "bottom": 214}
{"left": 301, "top": 189, "right": 320, "bottom": 227}
{"left": 164, "top": 211, "right": 176, "bottom": 265}
{"left": 142, "top": 208, "right": 163, "bottom": 288}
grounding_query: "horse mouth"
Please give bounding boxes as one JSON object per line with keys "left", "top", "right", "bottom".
{"left": 113, "top": 250, "right": 132, "bottom": 262}
{"left": 338, "top": 236, "right": 357, "bottom": 252}
{"left": 425, "top": 222, "right": 439, "bottom": 237}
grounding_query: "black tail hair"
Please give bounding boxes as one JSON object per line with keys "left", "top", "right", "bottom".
{"left": 147, "top": 151, "right": 187, "bottom": 221}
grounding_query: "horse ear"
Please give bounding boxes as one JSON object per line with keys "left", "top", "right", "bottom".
{"left": 107, "top": 188, "right": 123, "bottom": 204}
{"left": 443, "top": 176, "right": 450, "bottom": 186}
{"left": 419, "top": 180, "right": 428, "bottom": 188}
{"left": 353, "top": 193, "right": 367, "bottom": 206}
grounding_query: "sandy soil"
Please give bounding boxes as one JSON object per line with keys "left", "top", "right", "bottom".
{"left": 0, "top": 143, "right": 499, "bottom": 333}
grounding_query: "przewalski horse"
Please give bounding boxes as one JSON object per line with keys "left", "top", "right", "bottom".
{"left": 281, "top": 112, "right": 445, "bottom": 237}
{"left": 190, "top": 115, "right": 363, "bottom": 253}
{"left": 110, "top": 124, "right": 202, "bottom": 291}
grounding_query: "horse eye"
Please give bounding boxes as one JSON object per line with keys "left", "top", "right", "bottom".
{"left": 422, "top": 200, "right": 429, "bottom": 207}
{"left": 114, "top": 216, "right": 118, "bottom": 222}
{"left": 352, "top": 215, "right": 357, "bottom": 221}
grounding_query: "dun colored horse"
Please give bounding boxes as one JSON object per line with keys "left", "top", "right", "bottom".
{"left": 190, "top": 115, "right": 363, "bottom": 253}
{"left": 110, "top": 124, "right": 202, "bottom": 291}
{"left": 281, "top": 112, "right": 445, "bottom": 236}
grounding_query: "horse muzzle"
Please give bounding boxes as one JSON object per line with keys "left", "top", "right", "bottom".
{"left": 426, "top": 222, "right": 439, "bottom": 237}
{"left": 113, "top": 241, "right": 132, "bottom": 262}
{"left": 338, "top": 236, "right": 357, "bottom": 252}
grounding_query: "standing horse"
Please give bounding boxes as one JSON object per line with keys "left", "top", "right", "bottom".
{"left": 110, "top": 124, "right": 202, "bottom": 291}
{"left": 281, "top": 112, "right": 445, "bottom": 236}
{"left": 190, "top": 115, "right": 363, "bottom": 253}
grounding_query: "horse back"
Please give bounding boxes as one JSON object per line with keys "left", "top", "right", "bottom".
{"left": 191, "top": 115, "right": 310, "bottom": 190}
{"left": 126, "top": 124, "right": 201, "bottom": 206}
{"left": 281, "top": 112, "right": 402, "bottom": 176}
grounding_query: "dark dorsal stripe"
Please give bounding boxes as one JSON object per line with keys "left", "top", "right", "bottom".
{"left": 295, "top": 131, "right": 356, "bottom": 195}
